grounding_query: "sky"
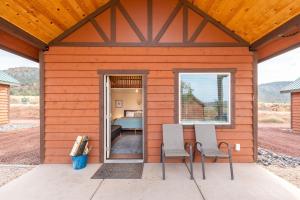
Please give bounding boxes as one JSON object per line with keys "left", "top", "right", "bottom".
{"left": 258, "top": 47, "right": 300, "bottom": 84}
{"left": 0, "top": 50, "right": 39, "bottom": 69}
{"left": 181, "top": 73, "right": 229, "bottom": 102}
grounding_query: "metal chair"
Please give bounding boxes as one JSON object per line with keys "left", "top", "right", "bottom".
{"left": 194, "top": 124, "right": 234, "bottom": 180}
{"left": 161, "top": 124, "right": 193, "bottom": 180}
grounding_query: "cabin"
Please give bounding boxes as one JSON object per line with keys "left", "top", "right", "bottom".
{"left": 0, "top": 71, "right": 19, "bottom": 124}
{"left": 281, "top": 78, "right": 300, "bottom": 134}
{"left": 1, "top": 0, "right": 300, "bottom": 164}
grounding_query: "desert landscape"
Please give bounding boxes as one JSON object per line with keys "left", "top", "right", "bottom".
{"left": 258, "top": 102, "right": 300, "bottom": 188}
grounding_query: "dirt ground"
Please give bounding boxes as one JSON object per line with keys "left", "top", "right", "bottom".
{"left": 0, "top": 104, "right": 40, "bottom": 186}
{"left": 258, "top": 122, "right": 300, "bottom": 188}
{"left": 258, "top": 123, "right": 300, "bottom": 157}
{"left": 9, "top": 104, "right": 39, "bottom": 120}
{"left": 0, "top": 104, "right": 40, "bottom": 165}
{"left": 0, "top": 126, "right": 40, "bottom": 165}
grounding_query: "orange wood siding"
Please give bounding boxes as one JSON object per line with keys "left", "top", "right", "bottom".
{"left": 43, "top": 46, "right": 254, "bottom": 164}
{"left": 292, "top": 93, "right": 300, "bottom": 134}
{"left": 257, "top": 30, "right": 300, "bottom": 62}
{"left": 0, "top": 84, "right": 9, "bottom": 124}
{"left": 0, "top": 29, "right": 39, "bottom": 61}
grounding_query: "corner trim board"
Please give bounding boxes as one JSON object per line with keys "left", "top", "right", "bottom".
{"left": 252, "top": 53, "right": 258, "bottom": 161}
{"left": 39, "top": 51, "right": 45, "bottom": 163}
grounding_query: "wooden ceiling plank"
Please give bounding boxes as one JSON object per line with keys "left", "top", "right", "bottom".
{"left": 184, "top": 0, "right": 248, "bottom": 45}
{"left": 11, "top": 0, "right": 63, "bottom": 37}
{"left": 251, "top": 15, "right": 300, "bottom": 49}
{"left": 215, "top": 1, "right": 244, "bottom": 25}
{"left": 49, "top": 0, "right": 113, "bottom": 45}
{"left": 225, "top": 0, "right": 262, "bottom": 42}
{"left": 12, "top": 0, "right": 64, "bottom": 33}
{"left": 251, "top": 1, "right": 300, "bottom": 42}
{"left": 59, "top": 1, "right": 82, "bottom": 21}
{"left": 43, "top": 1, "right": 79, "bottom": 28}
{"left": 0, "top": 0, "right": 57, "bottom": 42}
{"left": 74, "top": 0, "right": 93, "bottom": 16}
{"left": 22, "top": 0, "right": 68, "bottom": 31}
{"left": 207, "top": 0, "right": 223, "bottom": 16}
{"left": 242, "top": 0, "right": 282, "bottom": 35}
{"left": 2, "top": 0, "right": 300, "bottom": 44}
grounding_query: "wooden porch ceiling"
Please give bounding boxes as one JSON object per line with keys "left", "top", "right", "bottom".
{"left": 0, "top": 0, "right": 300, "bottom": 44}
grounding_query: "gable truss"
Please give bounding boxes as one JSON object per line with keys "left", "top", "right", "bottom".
{"left": 50, "top": 0, "right": 249, "bottom": 47}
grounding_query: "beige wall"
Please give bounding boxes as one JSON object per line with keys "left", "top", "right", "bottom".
{"left": 111, "top": 88, "right": 142, "bottom": 119}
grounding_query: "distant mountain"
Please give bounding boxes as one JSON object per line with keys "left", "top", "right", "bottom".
{"left": 258, "top": 81, "right": 291, "bottom": 103}
{"left": 1, "top": 67, "right": 39, "bottom": 96}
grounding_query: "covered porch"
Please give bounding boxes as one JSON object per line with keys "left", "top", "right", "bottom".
{"left": 0, "top": 163, "right": 299, "bottom": 200}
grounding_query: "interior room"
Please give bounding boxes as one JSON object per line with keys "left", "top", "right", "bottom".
{"left": 108, "top": 75, "right": 143, "bottom": 160}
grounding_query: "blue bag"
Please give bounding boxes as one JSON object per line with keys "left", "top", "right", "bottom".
{"left": 71, "top": 154, "right": 88, "bottom": 170}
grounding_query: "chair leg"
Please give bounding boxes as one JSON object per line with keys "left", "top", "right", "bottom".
{"left": 214, "top": 157, "right": 218, "bottom": 162}
{"left": 200, "top": 153, "right": 206, "bottom": 180}
{"left": 189, "top": 146, "right": 194, "bottom": 180}
{"left": 162, "top": 153, "right": 166, "bottom": 180}
{"left": 229, "top": 154, "right": 234, "bottom": 180}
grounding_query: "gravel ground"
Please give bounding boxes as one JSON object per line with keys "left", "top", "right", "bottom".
{"left": 0, "top": 120, "right": 39, "bottom": 132}
{"left": 0, "top": 165, "right": 36, "bottom": 187}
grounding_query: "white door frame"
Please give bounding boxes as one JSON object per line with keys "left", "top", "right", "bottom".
{"left": 103, "top": 74, "right": 145, "bottom": 163}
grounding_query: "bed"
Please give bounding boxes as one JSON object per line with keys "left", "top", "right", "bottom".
{"left": 112, "top": 110, "right": 143, "bottom": 130}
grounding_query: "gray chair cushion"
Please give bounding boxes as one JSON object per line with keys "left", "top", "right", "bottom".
{"left": 162, "top": 124, "right": 189, "bottom": 157}
{"left": 195, "top": 124, "right": 229, "bottom": 157}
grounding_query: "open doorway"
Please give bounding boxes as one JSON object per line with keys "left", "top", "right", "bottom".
{"left": 104, "top": 75, "right": 144, "bottom": 162}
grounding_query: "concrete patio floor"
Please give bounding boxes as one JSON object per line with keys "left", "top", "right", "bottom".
{"left": 0, "top": 163, "right": 299, "bottom": 200}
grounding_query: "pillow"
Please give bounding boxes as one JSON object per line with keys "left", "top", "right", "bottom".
{"left": 126, "top": 111, "right": 135, "bottom": 117}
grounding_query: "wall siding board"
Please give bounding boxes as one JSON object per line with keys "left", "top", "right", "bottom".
{"left": 44, "top": 46, "right": 254, "bottom": 163}
{"left": 292, "top": 93, "right": 300, "bottom": 134}
{"left": 0, "top": 85, "right": 9, "bottom": 124}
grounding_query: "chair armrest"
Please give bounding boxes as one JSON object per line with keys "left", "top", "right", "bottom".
{"left": 184, "top": 142, "right": 191, "bottom": 150}
{"left": 184, "top": 143, "right": 193, "bottom": 156}
{"left": 218, "top": 142, "right": 231, "bottom": 149}
{"left": 195, "top": 142, "right": 203, "bottom": 152}
{"left": 184, "top": 142, "right": 193, "bottom": 150}
{"left": 218, "top": 142, "right": 232, "bottom": 155}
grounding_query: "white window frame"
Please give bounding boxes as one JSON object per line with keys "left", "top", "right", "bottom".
{"left": 178, "top": 72, "right": 232, "bottom": 125}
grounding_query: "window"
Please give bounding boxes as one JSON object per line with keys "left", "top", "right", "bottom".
{"left": 179, "top": 72, "right": 231, "bottom": 125}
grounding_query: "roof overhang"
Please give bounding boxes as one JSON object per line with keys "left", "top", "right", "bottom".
{"left": 250, "top": 14, "right": 300, "bottom": 63}
{"left": 281, "top": 89, "right": 300, "bottom": 94}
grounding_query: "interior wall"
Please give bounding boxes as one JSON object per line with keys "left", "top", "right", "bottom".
{"left": 111, "top": 88, "right": 142, "bottom": 119}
